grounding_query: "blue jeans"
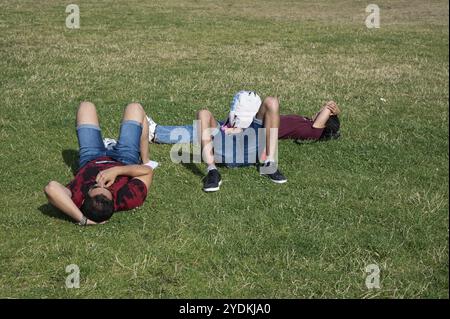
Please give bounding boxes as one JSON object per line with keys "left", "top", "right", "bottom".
{"left": 213, "top": 118, "right": 265, "bottom": 167}
{"left": 154, "top": 119, "right": 265, "bottom": 167}
{"left": 154, "top": 125, "right": 194, "bottom": 144}
{"left": 77, "top": 120, "right": 142, "bottom": 168}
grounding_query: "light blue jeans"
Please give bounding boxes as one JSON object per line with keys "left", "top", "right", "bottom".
{"left": 154, "top": 119, "right": 265, "bottom": 168}
{"left": 154, "top": 125, "right": 194, "bottom": 144}
{"left": 77, "top": 120, "right": 142, "bottom": 168}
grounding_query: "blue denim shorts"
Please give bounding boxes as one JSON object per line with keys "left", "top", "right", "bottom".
{"left": 213, "top": 117, "right": 265, "bottom": 168}
{"left": 77, "top": 120, "right": 142, "bottom": 168}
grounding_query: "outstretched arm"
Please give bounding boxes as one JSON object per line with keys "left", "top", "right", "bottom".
{"left": 44, "top": 181, "right": 97, "bottom": 225}
{"left": 312, "top": 101, "right": 341, "bottom": 128}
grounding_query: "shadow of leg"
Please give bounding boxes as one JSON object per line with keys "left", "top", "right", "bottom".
{"left": 62, "top": 149, "right": 79, "bottom": 176}
{"left": 180, "top": 162, "right": 205, "bottom": 178}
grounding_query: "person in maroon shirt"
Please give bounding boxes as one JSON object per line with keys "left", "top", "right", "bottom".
{"left": 44, "top": 101, "right": 154, "bottom": 226}
{"left": 146, "top": 100, "right": 341, "bottom": 144}
{"left": 278, "top": 100, "right": 341, "bottom": 142}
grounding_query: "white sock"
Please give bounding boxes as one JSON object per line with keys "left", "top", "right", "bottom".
{"left": 207, "top": 164, "right": 217, "bottom": 172}
{"left": 144, "top": 160, "right": 159, "bottom": 169}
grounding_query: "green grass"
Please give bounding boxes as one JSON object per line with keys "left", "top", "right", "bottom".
{"left": 0, "top": 0, "right": 448, "bottom": 298}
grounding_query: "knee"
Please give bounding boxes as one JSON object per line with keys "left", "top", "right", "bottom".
{"left": 124, "top": 102, "right": 145, "bottom": 117}
{"left": 263, "top": 97, "right": 279, "bottom": 113}
{"left": 44, "top": 181, "right": 57, "bottom": 196}
{"left": 126, "top": 102, "right": 144, "bottom": 112}
{"left": 197, "top": 109, "right": 211, "bottom": 119}
{"left": 78, "top": 101, "right": 96, "bottom": 111}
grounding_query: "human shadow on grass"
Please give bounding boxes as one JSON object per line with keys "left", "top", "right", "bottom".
{"left": 38, "top": 203, "right": 72, "bottom": 222}
{"left": 62, "top": 149, "right": 79, "bottom": 176}
{"left": 181, "top": 162, "right": 205, "bottom": 178}
{"left": 181, "top": 160, "right": 242, "bottom": 180}
{"left": 37, "top": 149, "right": 79, "bottom": 223}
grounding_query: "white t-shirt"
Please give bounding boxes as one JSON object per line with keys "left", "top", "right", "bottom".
{"left": 228, "top": 91, "right": 262, "bottom": 128}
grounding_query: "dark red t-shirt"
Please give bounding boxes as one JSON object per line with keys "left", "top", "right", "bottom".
{"left": 279, "top": 115, "right": 324, "bottom": 140}
{"left": 66, "top": 156, "right": 147, "bottom": 212}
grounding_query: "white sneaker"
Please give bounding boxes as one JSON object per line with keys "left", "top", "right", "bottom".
{"left": 103, "top": 138, "right": 117, "bottom": 150}
{"left": 147, "top": 115, "right": 157, "bottom": 143}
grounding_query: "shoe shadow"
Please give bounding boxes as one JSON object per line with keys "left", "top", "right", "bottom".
{"left": 180, "top": 162, "right": 204, "bottom": 178}
{"left": 38, "top": 203, "right": 72, "bottom": 222}
{"left": 62, "top": 149, "right": 79, "bottom": 176}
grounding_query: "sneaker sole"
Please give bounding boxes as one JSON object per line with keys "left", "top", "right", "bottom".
{"left": 270, "top": 179, "right": 287, "bottom": 184}
{"left": 203, "top": 180, "right": 222, "bottom": 192}
{"left": 260, "top": 173, "right": 287, "bottom": 184}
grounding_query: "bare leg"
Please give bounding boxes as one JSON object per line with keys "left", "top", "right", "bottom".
{"left": 256, "top": 97, "right": 280, "bottom": 162}
{"left": 140, "top": 113, "right": 150, "bottom": 163}
{"left": 77, "top": 101, "right": 100, "bottom": 127}
{"left": 122, "top": 102, "right": 150, "bottom": 163}
{"left": 196, "top": 109, "right": 219, "bottom": 166}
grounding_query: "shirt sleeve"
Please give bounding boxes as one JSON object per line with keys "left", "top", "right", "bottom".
{"left": 297, "top": 123, "right": 324, "bottom": 140}
{"left": 279, "top": 115, "right": 324, "bottom": 140}
{"left": 114, "top": 179, "right": 148, "bottom": 211}
{"left": 66, "top": 178, "right": 84, "bottom": 208}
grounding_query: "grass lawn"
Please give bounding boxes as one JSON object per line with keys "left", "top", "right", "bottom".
{"left": 0, "top": 0, "right": 448, "bottom": 298}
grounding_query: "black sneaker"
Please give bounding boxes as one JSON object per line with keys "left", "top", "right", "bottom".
{"left": 260, "top": 162, "right": 287, "bottom": 184}
{"left": 203, "top": 169, "right": 222, "bottom": 192}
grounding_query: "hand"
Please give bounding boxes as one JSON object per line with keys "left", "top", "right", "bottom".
{"left": 86, "top": 219, "right": 108, "bottom": 225}
{"left": 224, "top": 127, "right": 243, "bottom": 135}
{"left": 96, "top": 167, "right": 119, "bottom": 188}
{"left": 325, "top": 101, "right": 341, "bottom": 116}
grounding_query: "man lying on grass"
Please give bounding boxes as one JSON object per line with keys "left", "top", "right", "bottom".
{"left": 44, "top": 102, "right": 153, "bottom": 226}
{"left": 146, "top": 96, "right": 341, "bottom": 145}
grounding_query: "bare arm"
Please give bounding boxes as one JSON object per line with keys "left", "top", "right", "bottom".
{"left": 133, "top": 167, "right": 153, "bottom": 190}
{"left": 44, "top": 181, "right": 97, "bottom": 225}
{"left": 312, "top": 101, "right": 341, "bottom": 129}
{"left": 96, "top": 165, "right": 153, "bottom": 189}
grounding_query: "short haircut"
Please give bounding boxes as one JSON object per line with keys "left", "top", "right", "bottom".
{"left": 81, "top": 194, "right": 114, "bottom": 223}
{"left": 319, "top": 115, "right": 341, "bottom": 141}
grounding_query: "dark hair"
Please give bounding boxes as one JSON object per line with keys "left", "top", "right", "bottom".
{"left": 319, "top": 115, "right": 341, "bottom": 141}
{"left": 81, "top": 194, "right": 114, "bottom": 223}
